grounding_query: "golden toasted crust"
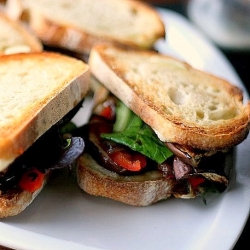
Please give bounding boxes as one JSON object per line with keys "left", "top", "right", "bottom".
{"left": 77, "top": 154, "right": 174, "bottom": 206}
{"left": 0, "top": 11, "right": 42, "bottom": 54}
{"left": 88, "top": 45, "right": 250, "bottom": 150}
{"left": 0, "top": 52, "right": 89, "bottom": 171}
{"left": 0, "top": 172, "right": 48, "bottom": 218}
{"left": 6, "top": 0, "right": 165, "bottom": 55}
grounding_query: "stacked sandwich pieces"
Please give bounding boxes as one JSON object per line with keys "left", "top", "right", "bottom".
{"left": 76, "top": 45, "right": 250, "bottom": 206}
{"left": 0, "top": 0, "right": 249, "bottom": 218}
{"left": 5, "top": 0, "right": 165, "bottom": 56}
{"left": 0, "top": 52, "right": 89, "bottom": 217}
{"left": 0, "top": 0, "right": 165, "bottom": 217}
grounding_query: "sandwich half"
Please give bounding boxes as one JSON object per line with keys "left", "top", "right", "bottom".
{"left": 0, "top": 52, "right": 89, "bottom": 217}
{"left": 5, "top": 0, "right": 165, "bottom": 56}
{"left": 76, "top": 45, "right": 250, "bottom": 206}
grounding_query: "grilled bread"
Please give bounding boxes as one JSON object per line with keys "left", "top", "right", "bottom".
{"left": 77, "top": 153, "right": 175, "bottom": 206}
{"left": 0, "top": 11, "right": 42, "bottom": 54}
{"left": 0, "top": 173, "right": 49, "bottom": 217}
{"left": 88, "top": 45, "right": 250, "bottom": 151}
{"left": 5, "top": 0, "right": 165, "bottom": 55}
{"left": 75, "top": 44, "right": 250, "bottom": 206}
{"left": 0, "top": 52, "right": 89, "bottom": 217}
{"left": 0, "top": 52, "right": 89, "bottom": 172}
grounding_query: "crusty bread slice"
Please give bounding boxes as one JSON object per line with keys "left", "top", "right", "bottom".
{"left": 0, "top": 52, "right": 89, "bottom": 172}
{"left": 77, "top": 153, "right": 174, "bottom": 206}
{"left": 0, "top": 11, "right": 42, "bottom": 54}
{"left": 5, "top": 0, "right": 165, "bottom": 55}
{"left": 88, "top": 45, "right": 250, "bottom": 151}
{"left": 0, "top": 172, "right": 49, "bottom": 217}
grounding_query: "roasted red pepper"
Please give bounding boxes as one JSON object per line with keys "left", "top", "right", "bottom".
{"left": 110, "top": 150, "right": 147, "bottom": 171}
{"left": 99, "top": 98, "right": 116, "bottom": 121}
{"left": 99, "top": 106, "right": 114, "bottom": 120}
{"left": 189, "top": 176, "right": 205, "bottom": 189}
{"left": 18, "top": 168, "right": 45, "bottom": 192}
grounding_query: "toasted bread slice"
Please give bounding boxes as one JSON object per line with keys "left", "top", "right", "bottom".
{"left": 88, "top": 45, "right": 250, "bottom": 151}
{"left": 0, "top": 52, "right": 89, "bottom": 172}
{"left": 0, "top": 172, "right": 49, "bottom": 217}
{"left": 0, "top": 11, "right": 42, "bottom": 54}
{"left": 5, "top": 0, "right": 165, "bottom": 55}
{"left": 77, "top": 153, "right": 174, "bottom": 206}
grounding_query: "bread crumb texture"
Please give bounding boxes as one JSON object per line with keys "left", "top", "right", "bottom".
{"left": 19, "top": 0, "right": 164, "bottom": 47}
{"left": 0, "top": 53, "right": 83, "bottom": 134}
{"left": 0, "top": 52, "right": 89, "bottom": 171}
{"left": 0, "top": 12, "right": 42, "bottom": 54}
{"left": 0, "top": 17, "right": 29, "bottom": 52}
{"left": 89, "top": 45, "right": 250, "bottom": 150}
{"left": 102, "top": 47, "right": 248, "bottom": 126}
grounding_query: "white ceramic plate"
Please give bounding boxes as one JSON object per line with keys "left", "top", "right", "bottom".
{"left": 1, "top": 9, "right": 250, "bottom": 250}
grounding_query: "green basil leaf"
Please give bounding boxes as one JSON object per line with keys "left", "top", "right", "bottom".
{"left": 101, "top": 104, "right": 172, "bottom": 163}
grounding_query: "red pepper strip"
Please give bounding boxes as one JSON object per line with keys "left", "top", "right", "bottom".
{"left": 18, "top": 168, "right": 45, "bottom": 192}
{"left": 99, "top": 106, "right": 114, "bottom": 120}
{"left": 110, "top": 150, "right": 147, "bottom": 171}
{"left": 189, "top": 176, "right": 205, "bottom": 189}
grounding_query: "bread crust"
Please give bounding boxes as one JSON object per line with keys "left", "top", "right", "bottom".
{"left": 0, "top": 11, "right": 42, "bottom": 54}
{"left": 0, "top": 172, "right": 48, "bottom": 218}
{"left": 77, "top": 154, "right": 174, "bottom": 206}
{"left": 0, "top": 52, "right": 89, "bottom": 171}
{"left": 89, "top": 45, "right": 250, "bottom": 150}
{"left": 6, "top": 0, "right": 165, "bottom": 54}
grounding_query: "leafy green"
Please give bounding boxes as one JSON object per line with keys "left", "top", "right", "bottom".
{"left": 113, "top": 101, "right": 133, "bottom": 132}
{"left": 101, "top": 101, "right": 173, "bottom": 164}
{"left": 60, "top": 122, "right": 77, "bottom": 134}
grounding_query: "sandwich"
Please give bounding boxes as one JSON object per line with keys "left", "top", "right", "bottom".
{"left": 76, "top": 45, "right": 250, "bottom": 206}
{"left": 0, "top": 51, "right": 89, "bottom": 217}
{"left": 0, "top": 11, "right": 42, "bottom": 55}
{"left": 5, "top": 0, "right": 165, "bottom": 57}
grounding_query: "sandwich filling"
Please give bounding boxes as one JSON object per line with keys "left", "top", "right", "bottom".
{"left": 0, "top": 101, "right": 85, "bottom": 194}
{"left": 76, "top": 95, "right": 231, "bottom": 200}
